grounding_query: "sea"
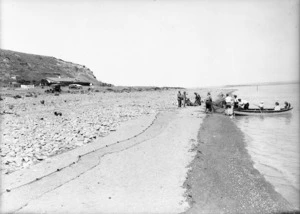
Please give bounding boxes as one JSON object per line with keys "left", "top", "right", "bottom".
{"left": 232, "top": 83, "right": 299, "bottom": 209}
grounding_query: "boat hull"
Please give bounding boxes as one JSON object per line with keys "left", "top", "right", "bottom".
{"left": 234, "top": 108, "right": 293, "bottom": 116}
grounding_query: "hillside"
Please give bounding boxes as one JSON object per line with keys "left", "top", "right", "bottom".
{"left": 0, "top": 49, "right": 112, "bottom": 86}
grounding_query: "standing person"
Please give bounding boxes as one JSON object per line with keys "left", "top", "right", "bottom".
{"left": 220, "top": 93, "right": 226, "bottom": 108}
{"left": 233, "top": 95, "right": 239, "bottom": 109}
{"left": 205, "top": 92, "right": 213, "bottom": 113}
{"left": 182, "top": 91, "right": 187, "bottom": 107}
{"left": 177, "top": 91, "right": 182, "bottom": 108}
{"left": 194, "top": 92, "right": 201, "bottom": 106}
{"left": 225, "top": 94, "right": 233, "bottom": 108}
{"left": 225, "top": 94, "right": 233, "bottom": 115}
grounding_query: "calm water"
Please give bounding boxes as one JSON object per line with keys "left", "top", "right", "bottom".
{"left": 232, "top": 83, "right": 299, "bottom": 209}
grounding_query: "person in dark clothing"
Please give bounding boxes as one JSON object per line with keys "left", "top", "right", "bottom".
{"left": 205, "top": 92, "right": 213, "bottom": 113}
{"left": 186, "top": 98, "right": 194, "bottom": 106}
{"left": 177, "top": 91, "right": 182, "bottom": 107}
{"left": 284, "top": 101, "right": 291, "bottom": 109}
{"left": 194, "top": 92, "right": 201, "bottom": 106}
{"left": 233, "top": 95, "right": 239, "bottom": 109}
{"left": 182, "top": 91, "right": 187, "bottom": 107}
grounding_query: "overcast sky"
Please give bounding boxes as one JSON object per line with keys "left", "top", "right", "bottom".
{"left": 1, "top": 0, "right": 299, "bottom": 87}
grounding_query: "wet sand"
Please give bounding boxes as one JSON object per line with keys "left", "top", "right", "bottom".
{"left": 183, "top": 114, "right": 298, "bottom": 214}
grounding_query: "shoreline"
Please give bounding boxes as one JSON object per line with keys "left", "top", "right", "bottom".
{"left": 183, "top": 113, "right": 297, "bottom": 213}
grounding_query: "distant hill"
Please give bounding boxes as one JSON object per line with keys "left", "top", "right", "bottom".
{"left": 0, "top": 49, "right": 113, "bottom": 86}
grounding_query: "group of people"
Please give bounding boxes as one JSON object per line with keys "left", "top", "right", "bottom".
{"left": 176, "top": 91, "right": 291, "bottom": 114}
{"left": 260, "top": 101, "right": 291, "bottom": 111}
{"left": 177, "top": 91, "right": 202, "bottom": 108}
{"left": 216, "top": 93, "right": 249, "bottom": 115}
{"left": 221, "top": 94, "right": 249, "bottom": 110}
{"left": 176, "top": 91, "right": 246, "bottom": 114}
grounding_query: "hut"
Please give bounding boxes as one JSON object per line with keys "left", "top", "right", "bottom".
{"left": 41, "top": 77, "right": 92, "bottom": 86}
{"left": 10, "top": 82, "right": 21, "bottom": 88}
{"left": 41, "top": 77, "right": 76, "bottom": 86}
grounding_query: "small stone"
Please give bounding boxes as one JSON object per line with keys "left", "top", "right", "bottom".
{"left": 8, "top": 151, "right": 16, "bottom": 157}
{"left": 23, "top": 157, "right": 30, "bottom": 162}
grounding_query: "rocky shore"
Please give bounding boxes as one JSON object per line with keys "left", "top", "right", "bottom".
{"left": 0, "top": 88, "right": 179, "bottom": 174}
{"left": 0, "top": 87, "right": 232, "bottom": 173}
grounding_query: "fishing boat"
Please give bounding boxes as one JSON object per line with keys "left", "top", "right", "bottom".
{"left": 234, "top": 107, "right": 293, "bottom": 116}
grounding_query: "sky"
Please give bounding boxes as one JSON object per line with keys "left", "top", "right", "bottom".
{"left": 1, "top": 0, "right": 299, "bottom": 87}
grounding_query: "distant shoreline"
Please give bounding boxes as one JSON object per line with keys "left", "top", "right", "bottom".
{"left": 223, "top": 81, "right": 299, "bottom": 88}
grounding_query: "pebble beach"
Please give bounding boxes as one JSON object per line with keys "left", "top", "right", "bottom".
{"left": 0, "top": 87, "right": 180, "bottom": 174}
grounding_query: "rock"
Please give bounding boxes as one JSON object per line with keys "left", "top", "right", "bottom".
{"left": 75, "top": 141, "right": 84, "bottom": 146}
{"left": 15, "top": 157, "right": 23, "bottom": 166}
{"left": 14, "top": 147, "right": 21, "bottom": 153}
{"left": 54, "top": 112, "right": 62, "bottom": 116}
{"left": 13, "top": 95, "right": 22, "bottom": 99}
{"left": 25, "top": 93, "right": 33, "bottom": 97}
{"left": 23, "top": 161, "right": 33, "bottom": 168}
{"left": 8, "top": 151, "right": 16, "bottom": 157}
{"left": 35, "top": 154, "right": 45, "bottom": 161}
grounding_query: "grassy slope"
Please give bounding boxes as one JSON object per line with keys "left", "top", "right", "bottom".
{"left": 0, "top": 49, "right": 112, "bottom": 86}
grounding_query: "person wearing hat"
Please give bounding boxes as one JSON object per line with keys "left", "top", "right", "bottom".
{"left": 258, "top": 101, "right": 264, "bottom": 110}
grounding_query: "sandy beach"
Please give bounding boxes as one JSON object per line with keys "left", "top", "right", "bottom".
{"left": 0, "top": 87, "right": 298, "bottom": 213}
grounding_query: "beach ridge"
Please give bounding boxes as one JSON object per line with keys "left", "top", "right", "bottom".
{"left": 183, "top": 113, "right": 296, "bottom": 213}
